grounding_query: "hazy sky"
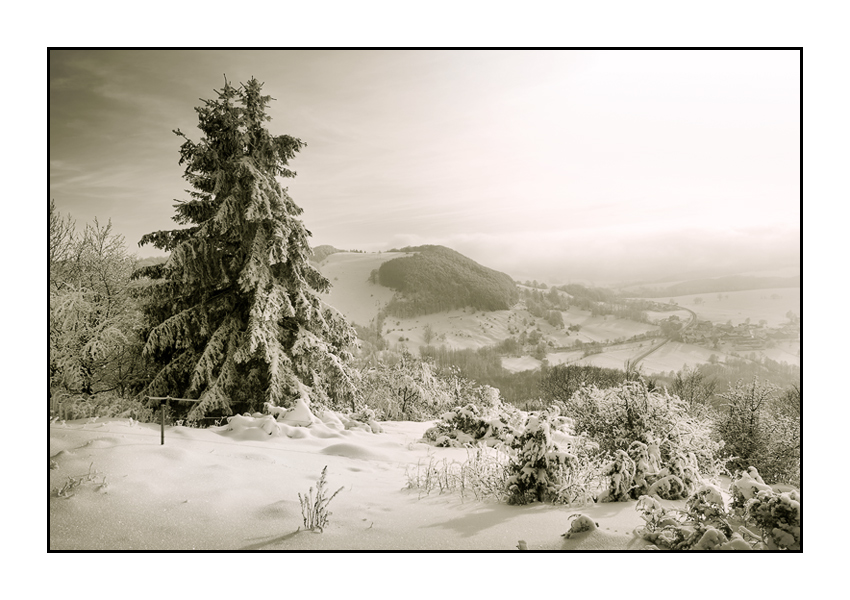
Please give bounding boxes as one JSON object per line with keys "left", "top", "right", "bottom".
{"left": 50, "top": 49, "right": 800, "bottom": 284}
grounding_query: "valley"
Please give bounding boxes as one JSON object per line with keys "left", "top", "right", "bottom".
{"left": 316, "top": 250, "right": 801, "bottom": 378}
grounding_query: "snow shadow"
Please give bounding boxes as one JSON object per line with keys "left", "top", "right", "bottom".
{"left": 239, "top": 528, "right": 303, "bottom": 550}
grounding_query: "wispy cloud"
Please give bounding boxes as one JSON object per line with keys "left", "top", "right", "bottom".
{"left": 50, "top": 50, "right": 800, "bottom": 273}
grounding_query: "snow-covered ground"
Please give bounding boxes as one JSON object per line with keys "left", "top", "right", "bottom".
{"left": 43, "top": 403, "right": 822, "bottom": 599}
{"left": 50, "top": 412, "right": 666, "bottom": 551}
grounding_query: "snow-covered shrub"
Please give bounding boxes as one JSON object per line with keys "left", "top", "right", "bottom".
{"left": 624, "top": 440, "right": 660, "bottom": 497}
{"left": 645, "top": 452, "right": 701, "bottom": 500}
{"left": 600, "top": 444, "right": 699, "bottom": 502}
{"left": 565, "top": 380, "right": 720, "bottom": 476}
{"left": 729, "top": 467, "right": 800, "bottom": 550}
{"left": 602, "top": 450, "right": 636, "bottom": 502}
{"left": 564, "top": 380, "right": 721, "bottom": 502}
{"left": 743, "top": 489, "right": 801, "bottom": 550}
{"left": 685, "top": 483, "right": 728, "bottom": 526}
{"left": 635, "top": 491, "right": 742, "bottom": 550}
{"left": 356, "top": 350, "right": 454, "bottom": 420}
{"left": 728, "top": 466, "right": 773, "bottom": 513}
{"left": 550, "top": 442, "right": 605, "bottom": 506}
{"left": 227, "top": 413, "right": 280, "bottom": 435}
{"left": 55, "top": 392, "right": 155, "bottom": 423}
{"left": 506, "top": 412, "right": 561, "bottom": 504}
{"left": 505, "top": 411, "right": 598, "bottom": 505}
{"left": 263, "top": 396, "right": 318, "bottom": 427}
{"left": 424, "top": 402, "right": 520, "bottom": 447}
{"left": 340, "top": 407, "right": 383, "bottom": 433}
{"left": 715, "top": 378, "right": 800, "bottom": 487}
{"left": 635, "top": 475, "right": 799, "bottom": 551}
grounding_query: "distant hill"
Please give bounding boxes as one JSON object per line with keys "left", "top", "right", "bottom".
{"left": 131, "top": 255, "right": 169, "bottom": 279}
{"left": 378, "top": 245, "right": 518, "bottom": 317}
{"left": 310, "top": 245, "right": 343, "bottom": 264}
{"left": 623, "top": 275, "right": 800, "bottom": 298}
{"left": 134, "top": 256, "right": 168, "bottom": 269}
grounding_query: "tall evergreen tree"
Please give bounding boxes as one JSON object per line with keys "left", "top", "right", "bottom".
{"left": 137, "top": 77, "right": 357, "bottom": 420}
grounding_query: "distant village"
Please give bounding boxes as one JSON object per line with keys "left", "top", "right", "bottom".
{"left": 661, "top": 312, "right": 800, "bottom": 351}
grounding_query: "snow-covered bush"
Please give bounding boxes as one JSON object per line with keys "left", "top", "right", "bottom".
{"left": 53, "top": 392, "right": 155, "bottom": 423}
{"left": 729, "top": 467, "right": 800, "bottom": 550}
{"left": 685, "top": 483, "right": 728, "bottom": 526}
{"left": 262, "top": 398, "right": 383, "bottom": 434}
{"left": 599, "top": 429, "right": 703, "bottom": 501}
{"left": 505, "top": 410, "right": 600, "bottom": 505}
{"left": 645, "top": 451, "right": 701, "bottom": 500}
{"left": 728, "top": 466, "right": 773, "bottom": 513}
{"left": 636, "top": 469, "right": 801, "bottom": 550}
{"left": 743, "top": 488, "right": 801, "bottom": 550}
{"left": 357, "top": 351, "right": 509, "bottom": 422}
{"left": 424, "top": 402, "right": 521, "bottom": 447}
{"left": 635, "top": 491, "right": 742, "bottom": 550}
{"left": 625, "top": 440, "right": 660, "bottom": 497}
{"left": 565, "top": 380, "right": 720, "bottom": 475}
{"left": 602, "top": 450, "right": 636, "bottom": 502}
{"left": 338, "top": 407, "right": 383, "bottom": 433}
{"left": 356, "top": 350, "right": 454, "bottom": 420}
{"left": 563, "top": 380, "right": 721, "bottom": 502}
{"left": 227, "top": 413, "right": 281, "bottom": 435}
{"left": 715, "top": 378, "right": 800, "bottom": 487}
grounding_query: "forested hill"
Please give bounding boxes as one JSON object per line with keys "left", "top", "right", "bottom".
{"left": 310, "top": 245, "right": 342, "bottom": 264}
{"left": 378, "top": 245, "right": 518, "bottom": 317}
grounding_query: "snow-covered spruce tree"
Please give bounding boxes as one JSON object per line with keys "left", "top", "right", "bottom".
{"left": 136, "top": 78, "right": 357, "bottom": 420}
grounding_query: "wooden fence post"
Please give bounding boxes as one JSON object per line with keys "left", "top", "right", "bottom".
{"left": 146, "top": 395, "right": 201, "bottom": 445}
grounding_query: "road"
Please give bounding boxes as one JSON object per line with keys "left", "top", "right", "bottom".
{"left": 628, "top": 304, "right": 697, "bottom": 370}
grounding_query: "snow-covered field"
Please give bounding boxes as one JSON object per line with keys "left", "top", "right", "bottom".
{"left": 637, "top": 342, "right": 727, "bottom": 375}
{"left": 668, "top": 288, "right": 800, "bottom": 327}
{"left": 317, "top": 252, "right": 405, "bottom": 326}
{"left": 51, "top": 412, "right": 670, "bottom": 551}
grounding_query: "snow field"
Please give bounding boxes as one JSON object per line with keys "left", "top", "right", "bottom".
{"left": 50, "top": 414, "right": 660, "bottom": 551}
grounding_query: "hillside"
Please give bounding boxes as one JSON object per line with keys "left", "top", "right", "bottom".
{"left": 378, "top": 245, "right": 519, "bottom": 317}
{"left": 316, "top": 251, "right": 412, "bottom": 326}
{"left": 310, "top": 244, "right": 342, "bottom": 264}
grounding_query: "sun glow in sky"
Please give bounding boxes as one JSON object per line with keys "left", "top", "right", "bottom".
{"left": 50, "top": 49, "right": 800, "bottom": 284}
